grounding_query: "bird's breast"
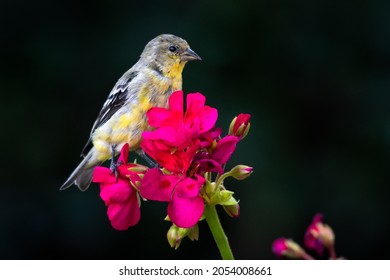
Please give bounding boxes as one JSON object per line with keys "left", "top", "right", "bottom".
{"left": 92, "top": 71, "right": 181, "bottom": 159}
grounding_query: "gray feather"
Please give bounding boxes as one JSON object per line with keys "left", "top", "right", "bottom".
{"left": 60, "top": 151, "right": 98, "bottom": 192}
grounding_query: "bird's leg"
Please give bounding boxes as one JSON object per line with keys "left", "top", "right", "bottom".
{"left": 136, "top": 149, "right": 159, "bottom": 168}
{"left": 110, "top": 145, "right": 119, "bottom": 180}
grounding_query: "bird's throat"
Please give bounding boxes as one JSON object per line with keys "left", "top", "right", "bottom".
{"left": 165, "top": 61, "right": 185, "bottom": 80}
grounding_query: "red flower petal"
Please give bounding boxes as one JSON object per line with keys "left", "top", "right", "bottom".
{"left": 118, "top": 143, "right": 129, "bottom": 164}
{"left": 143, "top": 139, "right": 200, "bottom": 174}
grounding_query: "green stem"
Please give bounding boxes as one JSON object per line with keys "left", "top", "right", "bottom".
{"left": 215, "top": 171, "right": 231, "bottom": 190}
{"left": 204, "top": 204, "right": 234, "bottom": 260}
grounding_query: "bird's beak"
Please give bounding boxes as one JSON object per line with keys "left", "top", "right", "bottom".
{"left": 181, "top": 48, "right": 202, "bottom": 61}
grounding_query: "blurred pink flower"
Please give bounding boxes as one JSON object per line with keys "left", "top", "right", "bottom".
{"left": 272, "top": 237, "right": 309, "bottom": 259}
{"left": 272, "top": 238, "right": 289, "bottom": 257}
{"left": 304, "top": 214, "right": 335, "bottom": 256}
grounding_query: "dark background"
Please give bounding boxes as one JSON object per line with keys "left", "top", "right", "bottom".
{"left": 1, "top": 0, "right": 389, "bottom": 259}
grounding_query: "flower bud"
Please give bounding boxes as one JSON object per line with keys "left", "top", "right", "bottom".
{"left": 167, "top": 224, "right": 188, "bottom": 249}
{"left": 272, "top": 238, "right": 307, "bottom": 259}
{"left": 167, "top": 225, "right": 180, "bottom": 249}
{"left": 223, "top": 203, "right": 240, "bottom": 218}
{"left": 219, "top": 189, "right": 234, "bottom": 204}
{"left": 228, "top": 113, "right": 251, "bottom": 139}
{"left": 187, "top": 224, "right": 199, "bottom": 241}
{"left": 167, "top": 224, "right": 199, "bottom": 249}
{"left": 304, "top": 214, "right": 335, "bottom": 256}
{"left": 230, "top": 165, "right": 253, "bottom": 180}
{"left": 202, "top": 181, "right": 217, "bottom": 204}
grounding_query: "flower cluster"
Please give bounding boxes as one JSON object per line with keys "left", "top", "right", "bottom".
{"left": 272, "top": 213, "right": 340, "bottom": 260}
{"left": 92, "top": 91, "right": 252, "bottom": 248}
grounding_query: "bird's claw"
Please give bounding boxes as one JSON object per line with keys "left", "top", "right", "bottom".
{"left": 110, "top": 161, "right": 122, "bottom": 182}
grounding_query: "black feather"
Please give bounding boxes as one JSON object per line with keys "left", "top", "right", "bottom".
{"left": 80, "top": 70, "right": 139, "bottom": 157}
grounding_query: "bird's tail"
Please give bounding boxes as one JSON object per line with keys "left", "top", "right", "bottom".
{"left": 60, "top": 149, "right": 99, "bottom": 192}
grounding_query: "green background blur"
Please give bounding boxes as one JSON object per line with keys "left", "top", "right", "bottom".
{"left": 1, "top": 0, "right": 389, "bottom": 259}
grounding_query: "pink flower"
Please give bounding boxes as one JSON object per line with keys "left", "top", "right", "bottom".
{"left": 272, "top": 238, "right": 289, "bottom": 257}
{"left": 139, "top": 91, "right": 219, "bottom": 227}
{"left": 304, "top": 214, "right": 335, "bottom": 256}
{"left": 140, "top": 168, "right": 204, "bottom": 228}
{"left": 141, "top": 91, "right": 218, "bottom": 174}
{"left": 139, "top": 91, "right": 249, "bottom": 228}
{"left": 92, "top": 144, "right": 145, "bottom": 230}
{"left": 272, "top": 238, "right": 307, "bottom": 259}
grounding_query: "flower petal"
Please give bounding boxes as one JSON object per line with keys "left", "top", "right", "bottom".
{"left": 140, "top": 168, "right": 177, "bottom": 201}
{"left": 107, "top": 192, "right": 140, "bottom": 230}
{"left": 175, "top": 176, "right": 204, "bottom": 198}
{"left": 168, "top": 195, "right": 204, "bottom": 228}
{"left": 197, "top": 158, "right": 224, "bottom": 173}
{"left": 142, "top": 126, "right": 178, "bottom": 142}
{"left": 118, "top": 143, "right": 129, "bottom": 164}
{"left": 168, "top": 90, "right": 184, "bottom": 113}
{"left": 100, "top": 178, "right": 132, "bottom": 205}
{"left": 146, "top": 107, "right": 172, "bottom": 127}
{"left": 184, "top": 93, "right": 206, "bottom": 124}
{"left": 199, "top": 106, "right": 218, "bottom": 133}
{"left": 212, "top": 135, "right": 239, "bottom": 164}
{"left": 143, "top": 140, "right": 200, "bottom": 174}
{"left": 92, "top": 166, "right": 116, "bottom": 184}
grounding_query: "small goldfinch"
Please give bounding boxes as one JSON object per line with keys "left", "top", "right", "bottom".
{"left": 61, "top": 34, "right": 201, "bottom": 191}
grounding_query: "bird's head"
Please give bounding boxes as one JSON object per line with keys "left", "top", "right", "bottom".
{"left": 141, "top": 34, "right": 201, "bottom": 78}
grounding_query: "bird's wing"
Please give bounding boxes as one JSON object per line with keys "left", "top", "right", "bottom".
{"left": 80, "top": 70, "right": 139, "bottom": 157}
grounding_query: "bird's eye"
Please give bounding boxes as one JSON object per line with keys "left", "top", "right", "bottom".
{"left": 169, "top": 45, "right": 177, "bottom": 52}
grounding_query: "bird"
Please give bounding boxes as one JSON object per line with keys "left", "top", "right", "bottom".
{"left": 60, "top": 34, "right": 201, "bottom": 191}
